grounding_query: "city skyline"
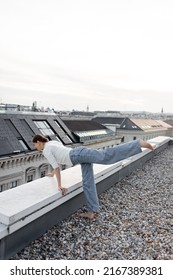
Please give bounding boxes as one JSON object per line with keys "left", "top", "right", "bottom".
{"left": 1, "top": 0, "right": 173, "bottom": 113}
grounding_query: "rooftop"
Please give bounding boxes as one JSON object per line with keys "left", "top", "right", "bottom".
{"left": 12, "top": 143, "right": 173, "bottom": 260}
{"left": 0, "top": 113, "right": 78, "bottom": 157}
{"left": 93, "top": 116, "right": 173, "bottom": 132}
{"left": 0, "top": 136, "right": 172, "bottom": 260}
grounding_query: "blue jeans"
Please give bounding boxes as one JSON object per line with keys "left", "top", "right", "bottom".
{"left": 69, "top": 140, "right": 141, "bottom": 212}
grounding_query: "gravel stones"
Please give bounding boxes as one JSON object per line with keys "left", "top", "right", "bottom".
{"left": 11, "top": 146, "right": 173, "bottom": 260}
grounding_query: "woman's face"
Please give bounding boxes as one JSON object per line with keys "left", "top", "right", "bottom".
{"left": 33, "top": 141, "right": 44, "bottom": 151}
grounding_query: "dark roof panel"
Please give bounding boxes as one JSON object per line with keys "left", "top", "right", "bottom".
{"left": 0, "top": 138, "right": 14, "bottom": 156}
{"left": 63, "top": 120, "right": 107, "bottom": 132}
{"left": 119, "top": 118, "right": 142, "bottom": 130}
{"left": 93, "top": 117, "right": 125, "bottom": 125}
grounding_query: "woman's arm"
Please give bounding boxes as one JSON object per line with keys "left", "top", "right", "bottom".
{"left": 47, "top": 167, "right": 67, "bottom": 195}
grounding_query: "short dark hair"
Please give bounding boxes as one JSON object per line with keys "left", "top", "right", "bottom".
{"left": 32, "top": 134, "right": 49, "bottom": 143}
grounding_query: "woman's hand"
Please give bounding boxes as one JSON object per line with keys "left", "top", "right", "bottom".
{"left": 47, "top": 172, "right": 54, "bottom": 177}
{"left": 59, "top": 187, "right": 68, "bottom": 196}
{"left": 47, "top": 168, "right": 67, "bottom": 195}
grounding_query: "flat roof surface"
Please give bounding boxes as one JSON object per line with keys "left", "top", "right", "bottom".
{"left": 11, "top": 145, "right": 173, "bottom": 260}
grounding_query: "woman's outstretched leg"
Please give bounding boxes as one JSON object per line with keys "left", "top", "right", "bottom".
{"left": 71, "top": 139, "right": 153, "bottom": 166}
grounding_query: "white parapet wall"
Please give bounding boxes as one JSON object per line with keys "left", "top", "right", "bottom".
{"left": 0, "top": 136, "right": 171, "bottom": 259}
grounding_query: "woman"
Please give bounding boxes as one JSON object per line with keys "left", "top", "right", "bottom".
{"left": 32, "top": 134, "right": 153, "bottom": 219}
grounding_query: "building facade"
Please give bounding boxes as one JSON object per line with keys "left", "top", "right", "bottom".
{"left": 0, "top": 113, "right": 121, "bottom": 192}
{"left": 93, "top": 117, "right": 173, "bottom": 142}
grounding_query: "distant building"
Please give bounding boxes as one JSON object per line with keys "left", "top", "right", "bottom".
{"left": 117, "top": 118, "right": 173, "bottom": 142}
{"left": 0, "top": 103, "right": 31, "bottom": 112}
{"left": 93, "top": 117, "right": 173, "bottom": 142}
{"left": 69, "top": 110, "right": 95, "bottom": 117}
{"left": 63, "top": 119, "right": 122, "bottom": 149}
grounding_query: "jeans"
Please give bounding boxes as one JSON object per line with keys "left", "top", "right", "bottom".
{"left": 69, "top": 140, "right": 141, "bottom": 212}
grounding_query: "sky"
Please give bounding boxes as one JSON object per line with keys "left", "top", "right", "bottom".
{"left": 0, "top": 0, "right": 173, "bottom": 113}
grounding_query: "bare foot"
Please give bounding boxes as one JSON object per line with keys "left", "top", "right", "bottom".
{"left": 140, "top": 140, "right": 154, "bottom": 151}
{"left": 78, "top": 212, "right": 95, "bottom": 220}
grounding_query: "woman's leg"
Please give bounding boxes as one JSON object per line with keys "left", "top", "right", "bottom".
{"left": 70, "top": 140, "right": 141, "bottom": 165}
{"left": 69, "top": 140, "right": 153, "bottom": 219}
{"left": 70, "top": 140, "right": 153, "bottom": 166}
{"left": 80, "top": 163, "right": 99, "bottom": 219}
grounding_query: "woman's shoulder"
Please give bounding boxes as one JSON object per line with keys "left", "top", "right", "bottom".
{"left": 46, "top": 140, "right": 63, "bottom": 148}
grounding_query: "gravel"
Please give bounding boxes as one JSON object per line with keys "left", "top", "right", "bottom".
{"left": 11, "top": 146, "right": 173, "bottom": 260}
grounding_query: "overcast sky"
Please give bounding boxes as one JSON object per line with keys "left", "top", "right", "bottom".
{"left": 0, "top": 0, "right": 173, "bottom": 113}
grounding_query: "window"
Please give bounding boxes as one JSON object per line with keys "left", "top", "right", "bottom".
{"left": 56, "top": 136, "right": 61, "bottom": 142}
{"left": 27, "top": 175, "right": 34, "bottom": 182}
{"left": 10, "top": 180, "right": 18, "bottom": 189}
{"left": 19, "top": 139, "right": 28, "bottom": 150}
{"left": 40, "top": 171, "right": 46, "bottom": 178}
{"left": 39, "top": 164, "right": 49, "bottom": 178}
{"left": 65, "top": 134, "right": 73, "bottom": 143}
{"left": 54, "top": 121, "right": 61, "bottom": 128}
{"left": 26, "top": 167, "right": 36, "bottom": 183}
{"left": 34, "top": 121, "right": 55, "bottom": 136}
{"left": 54, "top": 120, "right": 73, "bottom": 143}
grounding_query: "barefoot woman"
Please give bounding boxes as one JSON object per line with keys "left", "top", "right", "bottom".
{"left": 32, "top": 134, "right": 153, "bottom": 219}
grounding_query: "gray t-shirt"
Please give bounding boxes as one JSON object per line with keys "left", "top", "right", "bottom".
{"left": 43, "top": 141, "right": 72, "bottom": 169}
